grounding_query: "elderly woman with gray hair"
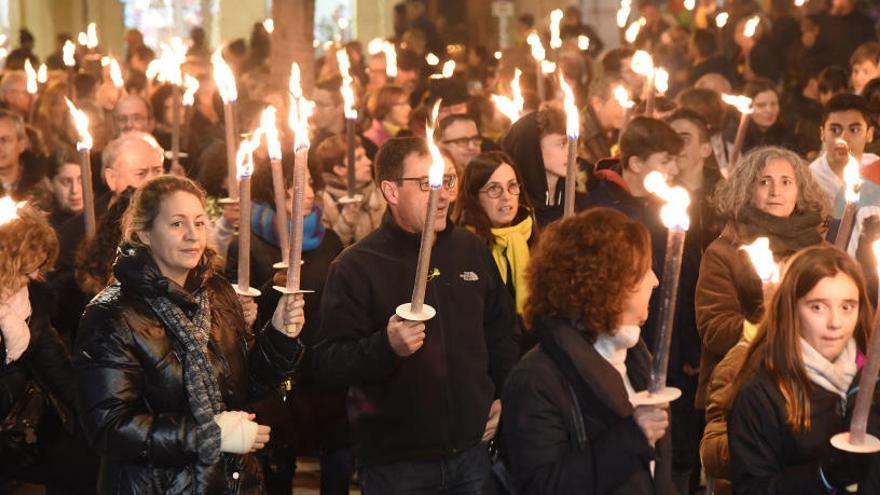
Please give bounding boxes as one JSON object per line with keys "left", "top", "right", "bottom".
{"left": 693, "top": 146, "right": 831, "bottom": 493}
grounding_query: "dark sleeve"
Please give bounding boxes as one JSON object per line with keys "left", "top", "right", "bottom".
{"left": 502, "top": 365, "right": 654, "bottom": 494}
{"left": 75, "top": 306, "right": 202, "bottom": 467}
{"left": 312, "top": 257, "right": 402, "bottom": 388}
{"left": 29, "top": 316, "right": 77, "bottom": 411}
{"left": 727, "top": 380, "right": 826, "bottom": 495}
{"left": 480, "top": 244, "right": 518, "bottom": 396}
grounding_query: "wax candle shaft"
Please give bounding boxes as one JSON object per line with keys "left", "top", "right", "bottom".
{"left": 849, "top": 308, "right": 880, "bottom": 443}
{"left": 649, "top": 228, "right": 686, "bottom": 393}
{"left": 346, "top": 118, "right": 357, "bottom": 198}
{"left": 834, "top": 203, "right": 857, "bottom": 251}
{"left": 729, "top": 112, "right": 750, "bottom": 171}
{"left": 564, "top": 137, "right": 577, "bottom": 217}
{"left": 171, "top": 84, "right": 182, "bottom": 172}
{"left": 535, "top": 64, "right": 545, "bottom": 102}
{"left": 224, "top": 103, "right": 238, "bottom": 199}
{"left": 410, "top": 186, "right": 440, "bottom": 313}
{"left": 645, "top": 73, "right": 656, "bottom": 117}
{"left": 237, "top": 176, "right": 252, "bottom": 290}
{"left": 270, "top": 159, "right": 291, "bottom": 264}
{"left": 80, "top": 149, "right": 96, "bottom": 238}
{"left": 286, "top": 148, "right": 308, "bottom": 290}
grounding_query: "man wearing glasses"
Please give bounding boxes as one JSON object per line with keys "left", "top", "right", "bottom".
{"left": 112, "top": 94, "right": 154, "bottom": 136}
{"left": 315, "top": 136, "right": 518, "bottom": 494}
{"left": 439, "top": 114, "right": 483, "bottom": 177}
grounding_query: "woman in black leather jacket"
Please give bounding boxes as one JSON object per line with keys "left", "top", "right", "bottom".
{"left": 74, "top": 175, "right": 306, "bottom": 495}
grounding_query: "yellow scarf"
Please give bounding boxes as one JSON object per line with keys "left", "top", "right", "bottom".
{"left": 489, "top": 216, "right": 533, "bottom": 315}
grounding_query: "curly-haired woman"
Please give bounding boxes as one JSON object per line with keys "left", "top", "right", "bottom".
{"left": 500, "top": 207, "right": 673, "bottom": 494}
{"left": 0, "top": 199, "right": 97, "bottom": 492}
{"left": 696, "top": 146, "right": 830, "bottom": 490}
{"left": 75, "top": 175, "right": 306, "bottom": 494}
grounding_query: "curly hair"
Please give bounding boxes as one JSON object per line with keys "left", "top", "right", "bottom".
{"left": 0, "top": 202, "right": 59, "bottom": 298}
{"left": 74, "top": 189, "right": 133, "bottom": 296}
{"left": 123, "top": 175, "right": 207, "bottom": 249}
{"left": 712, "top": 146, "right": 830, "bottom": 221}
{"left": 523, "top": 207, "right": 651, "bottom": 341}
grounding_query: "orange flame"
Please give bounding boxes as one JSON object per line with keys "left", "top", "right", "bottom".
{"left": 65, "top": 98, "right": 92, "bottom": 151}
{"left": 236, "top": 133, "right": 257, "bottom": 179}
{"left": 212, "top": 47, "right": 238, "bottom": 103}
{"left": 644, "top": 171, "right": 691, "bottom": 230}
{"left": 741, "top": 237, "right": 780, "bottom": 283}
{"left": 527, "top": 32, "right": 546, "bottom": 62}
{"left": 108, "top": 57, "right": 124, "bottom": 88}
{"left": 843, "top": 154, "right": 862, "bottom": 204}
{"left": 625, "top": 17, "right": 646, "bottom": 44}
{"left": 0, "top": 197, "right": 24, "bottom": 226}
{"left": 86, "top": 22, "right": 98, "bottom": 49}
{"left": 382, "top": 41, "right": 398, "bottom": 78}
{"left": 37, "top": 64, "right": 47, "bottom": 84}
{"left": 560, "top": 76, "right": 579, "bottom": 139}
{"left": 744, "top": 16, "right": 760, "bottom": 38}
{"left": 550, "top": 9, "right": 563, "bottom": 49}
{"left": 716, "top": 12, "right": 729, "bottom": 28}
{"left": 63, "top": 40, "right": 76, "bottom": 67}
{"left": 336, "top": 49, "right": 358, "bottom": 119}
{"left": 630, "top": 50, "right": 654, "bottom": 77}
{"left": 259, "top": 106, "right": 282, "bottom": 161}
{"left": 613, "top": 85, "right": 635, "bottom": 109}
{"left": 490, "top": 69, "right": 524, "bottom": 123}
{"left": 654, "top": 67, "right": 669, "bottom": 94}
{"left": 617, "top": 0, "right": 632, "bottom": 28}
{"left": 24, "top": 59, "right": 37, "bottom": 95}
{"left": 182, "top": 74, "right": 200, "bottom": 106}
{"left": 288, "top": 63, "right": 314, "bottom": 151}
{"left": 424, "top": 99, "right": 446, "bottom": 187}
{"left": 721, "top": 93, "right": 754, "bottom": 115}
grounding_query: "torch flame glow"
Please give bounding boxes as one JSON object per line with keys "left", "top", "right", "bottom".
{"left": 721, "top": 93, "right": 754, "bottom": 115}
{"left": 37, "top": 64, "right": 47, "bottom": 84}
{"left": 644, "top": 171, "right": 691, "bottom": 230}
{"left": 424, "top": 99, "right": 446, "bottom": 188}
{"left": 65, "top": 98, "right": 92, "bottom": 151}
{"left": 654, "top": 67, "right": 669, "bottom": 94}
{"left": 86, "top": 22, "right": 98, "bottom": 50}
{"left": 625, "top": 17, "right": 646, "bottom": 44}
{"left": 149, "top": 38, "right": 186, "bottom": 86}
{"left": 289, "top": 63, "right": 314, "bottom": 151}
{"left": 212, "top": 48, "right": 238, "bottom": 103}
{"left": 0, "top": 197, "right": 24, "bottom": 226}
{"left": 550, "top": 9, "right": 563, "bottom": 50}
{"left": 684, "top": 0, "right": 695, "bottom": 10}
{"left": 24, "top": 59, "right": 37, "bottom": 95}
{"left": 182, "top": 75, "right": 200, "bottom": 106}
{"left": 259, "top": 106, "right": 282, "bottom": 161}
{"left": 108, "top": 57, "right": 124, "bottom": 88}
{"left": 794, "top": 0, "right": 807, "bottom": 6}
{"left": 263, "top": 19, "right": 274, "bottom": 34}
{"left": 613, "top": 85, "right": 635, "bottom": 109}
{"left": 336, "top": 49, "right": 358, "bottom": 119}
{"left": 441, "top": 60, "right": 455, "bottom": 78}
{"left": 744, "top": 16, "right": 760, "bottom": 38}
{"left": 425, "top": 53, "right": 440, "bottom": 65}
{"left": 617, "top": 0, "right": 632, "bottom": 28}
{"left": 490, "top": 69, "right": 525, "bottom": 123}
{"left": 630, "top": 50, "right": 655, "bottom": 77}
{"left": 541, "top": 60, "right": 557, "bottom": 74}
{"left": 382, "top": 41, "right": 398, "bottom": 78}
{"left": 560, "top": 77, "right": 579, "bottom": 140}
{"left": 716, "top": 12, "right": 729, "bottom": 28}
{"left": 368, "top": 38, "right": 384, "bottom": 55}
{"left": 843, "top": 154, "right": 862, "bottom": 204}
{"left": 527, "top": 32, "right": 546, "bottom": 62}
{"left": 236, "top": 134, "right": 257, "bottom": 179}
{"left": 63, "top": 40, "right": 76, "bottom": 67}
{"left": 77, "top": 32, "right": 87, "bottom": 46}
{"left": 740, "top": 237, "right": 780, "bottom": 283}
{"left": 578, "top": 35, "right": 591, "bottom": 51}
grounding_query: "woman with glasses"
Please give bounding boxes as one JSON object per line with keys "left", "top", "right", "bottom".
{"left": 452, "top": 151, "right": 537, "bottom": 353}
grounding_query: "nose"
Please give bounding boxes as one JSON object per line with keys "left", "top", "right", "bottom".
{"left": 828, "top": 306, "right": 843, "bottom": 330}
{"left": 649, "top": 269, "right": 659, "bottom": 288}
{"left": 768, "top": 181, "right": 779, "bottom": 197}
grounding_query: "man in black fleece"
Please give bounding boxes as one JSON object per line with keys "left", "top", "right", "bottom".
{"left": 314, "top": 137, "right": 518, "bottom": 494}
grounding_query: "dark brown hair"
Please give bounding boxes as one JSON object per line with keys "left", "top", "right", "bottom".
{"left": 315, "top": 134, "right": 364, "bottom": 174}
{"left": 619, "top": 116, "right": 684, "bottom": 171}
{"left": 523, "top": 207, "right": 652, "bottom": 340}
{"left": 677, "top": 88, "right": 724, "bottom": 134}
{"left": 367, "top": 84, "right": 407, "bottom": 121}
{"left": 536, "top": 102, "right": 566, "bottom": 139}
{"left": 373, "top": 136, "right": 428, "bottom": 185}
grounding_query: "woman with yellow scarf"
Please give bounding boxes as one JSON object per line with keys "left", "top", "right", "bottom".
{"left": 452, "top": 151, "right": 538, "bottom": 354}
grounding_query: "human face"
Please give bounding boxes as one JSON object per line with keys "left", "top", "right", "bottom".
{"left": 798, "top": 272, "right": 859, "bottom": 362}
{"left": 138, "top": 191, "right": 207, "bottom": 286}
{"left": 620, "top": 267, "right": 659, "bottom": 326}
{"left": 751, "top": 90, "right": 780, "bottom": 130}
{"left": 751, "top": 157, "right": 798, "bottom": 217}
{"left": 382, "top": 152, "right": 452, "bottom": 233}
{"left": 822, "top": 110, "right": 873, "bottom": 162}
{"left": 104, "top": 139, "right": 164, "bottom": 195}
{"left": 114, "top": 96, "right": 154, "bottom": 134}
{"left": 312, "top": 88, "right": 343, "bottom": 132}
{"left": 0, "top": 119, "right": 24, "bottom": 176}
{"left": 540, "top": 133, "right": 569, "bottom": 178}
{"left": 478, "top": 164, "right": 520, "bottom": 228}
{"left": 2, "top": 80, "right": 30, "bottom": 116}
{"left": 851, "top": 61, "right": 879, "bottom": 95}
{"left": 638, "top": 151, "right": 680, "bottom": 180}
{"left": 670, "top": 119, "right": 711, "bottom": 189}
{"left": 50, "top": 163, "right": 83, "bottom": 213}
{"left": 592, "top": 95, "right": 627, "bottom": 132}
{"left": 441, "top": 120, "right": 481, "bottom": 175}
{"left": 387, "top": 96, "right": 411, "bottom": 127}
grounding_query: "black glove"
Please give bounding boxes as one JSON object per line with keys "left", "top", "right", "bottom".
{"left": 821, "top": 442, "right": 874, "bottom": 490}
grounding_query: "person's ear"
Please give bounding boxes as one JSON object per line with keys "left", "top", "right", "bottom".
{"left": 136, "top": 230, "right": 150, "bottom": 247}
{"left": 867, "top": 125, "right": 875, "bottom": 144}
{"left": 332, "top": 163, "right": 347, "bottom": 177}
{"left": 627, "top": 155, "right": 644, "bottom": 174}
{"left": 104, "top": 166, "right": 117, "bottom": 192}
{"left": 699, "top": 141, "right": 713, "bottom": 160}
{"left": 380, "top": 180, "right": 399, "bottom": 206}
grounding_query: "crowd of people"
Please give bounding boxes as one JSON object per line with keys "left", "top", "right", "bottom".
{"left": 4, "top": 0, "right": 880, "bottom": 494}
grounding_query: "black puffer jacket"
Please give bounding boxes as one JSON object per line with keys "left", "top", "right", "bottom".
{"left": 75, "top": 246, "right": 304, "bottom": 495}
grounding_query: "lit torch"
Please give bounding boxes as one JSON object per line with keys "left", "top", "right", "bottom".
{"left": 740, "top": 236, "right": 780, "bottom": 308}
{"left": 625, "top": 17, "right": 646, "bottom": 44}
{"left": 721, "top": 93, "right": 754, "bottom": 175}
{"left": 181, "top": 74, "right": 199, "bottom": 153}
{"left": 65, "top": 98, "right": 96, "bottom": 238}
{"left": 490, "top": 68, "right": 525, "bottom": 124}
{"left": 550, "top": 9, "right": 563, "bottom": 50}
{"left": 617, "top": 0, "right": 632, "bottom": 28}
{"left": 614, "top": 84, "right": 636, "bottom": 124}
{"left": 234, "top": 133, "right": 261, "bottom": 297}
{"left": 213, "top": 47, "right": 240, "bottom": 201}
{"left": 337, "top": 48, "right": 361, "bottom": 201}
{"left": 560, "top": 76, "right": 579, "bottom": 217}
{"left": 0, "top": 197, "right": 24, "bottom": 226}
{"left": 835, "top": 153, "right": 862, "bottom": 251}
{"left": 259, "top": 106, "right": 290, "bottom": 271}
{"left": 63, "top": 40, "right": 76, "bottom": 100}
{"left": 382, "top": 41, "right": 398, "bottom": 78}
{"left": 527, "top": 32, "right": 547, "bottom": 101}
{"left": 743, "top": 16, "right": 761, "bottom": 38}
{"left": 24, "top": 59, "right": 37, "bottom": 123}
{"left": 578, "top": 35, "right": 591, "bottom": 51}
{"left": 396, "top": 99, "right": 445, "bottom": 322}
{"left": 631, "top": 50, "right": 655, "bottom": 116}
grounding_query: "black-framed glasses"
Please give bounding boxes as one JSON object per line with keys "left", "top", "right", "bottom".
{"left": 441, "top": 135, "right": 482, "bottom": 147}
{"left": 397, "top": 174, "right": 457, "bottom": 191}
{"left": 479, "top": 182, "right": 521, "bottom": 199}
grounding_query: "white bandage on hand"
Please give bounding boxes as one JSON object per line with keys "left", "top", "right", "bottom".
{"left": 213, "top": 411, "right": 259, "bottom": 454}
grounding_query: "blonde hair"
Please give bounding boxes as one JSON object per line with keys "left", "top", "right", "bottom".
{"left": 712, "top": 146, "right": 831, "bottom": 220}
{"left": 0, "top": 203, "right": 58, "bottom": 298}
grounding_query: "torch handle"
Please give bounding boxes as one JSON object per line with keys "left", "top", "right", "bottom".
{"left": 834, "top": 203, "right": 857, "bottom": 252}
{"left": 346, "top": 118, "right": 357, "bottom": 198}
{"left": 564, "top": 137, "right": 577, "bottom": 217}
{"left": 729, "top": 112, "right": 750, "bottom": 172}
{"left": 536, "top": 62, "right": 546, "bottom": 102}
{"left": 182, "top": 106, "right": 194, "bottom": 153}
{"left": 67, "top": 68, "right": 75, "bottom": 101}
{"left": 171, "top": 84, "right": 182, "bottom": 172}
{"left": 410, "top": 187, "right": 440, "bottom": 313}
{"left": 650, "top": 228, "right": 687, "bottom": 393}
{"left": 645, "top": 73, "right": 656, "bottom": 117}
{"left": 270, "top": 159, "right": 291, "bottom": 264}
{"left": 286, "top": 148, "right": 308, "bottom": 291}
{"left": 237, "top": 177, "right": 251, "bottom": 290}
{"left": 849, "top": 309, "right": 880, "bottom": 444}
{"left": 80, "top": 149, "right": 96, "bottom": 238}
{"left": 224, "top": 103, "right": 238, "bottom": 200}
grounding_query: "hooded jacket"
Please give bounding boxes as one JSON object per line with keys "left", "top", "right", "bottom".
{"left": 502, "top": 112, "right": 589, "bottom": 227}
{"left": 313, "top": 211, "right": 518, "bottom": 467}
{"left": 75, "top": 246, "right": 304, "bottom": 494}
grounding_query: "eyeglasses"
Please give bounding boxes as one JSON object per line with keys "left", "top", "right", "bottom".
{"left": 397, "top": 174, "right": 457, "bottom": 192}
{"left": 116, "top": 114, "right": 148, "bottom": 126}
{"left": 479, "top": 182, "right": 521, "bottom": 199}
{"left": 442, "top": 135, "right": 482, "bottom": 148}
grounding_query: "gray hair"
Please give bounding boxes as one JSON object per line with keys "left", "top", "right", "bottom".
{"left": 101, "top": 131, "right": 165, "bottom": 180}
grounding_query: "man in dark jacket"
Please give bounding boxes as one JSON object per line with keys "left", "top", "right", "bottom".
{"left": 582, "top": 75, "right": 628, "bottom": 165}
{"left": 314, "top": 136, "right": 518, "bottom": 494}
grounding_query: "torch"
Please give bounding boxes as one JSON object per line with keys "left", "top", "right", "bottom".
{"left": 721, "top": 93, "right": 754, "bottom": 176}
{"left": 336, "top": 48, "right": 362, "bottom": 203}
{"left": 65, "top": 98, "right": 95, "bottom": 239}
{"left": 233, "top": 134, "right": 261, "bottom": 298}
{"left": 24, "top": 59, "right": 37, "bottom": 124}
{"left": 182, "top": 74, "right": 200, "bottom": 154}
{"left": 490, "top": 68, "right": 525, "bottom": 124}
{"left": 625, "top": 17, "right": 646, "bottom": 45}
{"left": 631, "top": 50, "right": 655, "bottom": 116}
{"left": 549, "top": 9, "right": 563, "bottom": 58}
{"left": 835, "top": 153, "right": 862, "bottom": 251}
{"left": 527, "top": 33, "right": 547, "bottom": 102}
{"left": 560, "top": 75, "right": 579, "bottom": 217}
{"left": 631, "top": 171, "right": 689, "bottom": 406}
{"left": 743, "top": 16, "right": 760, "bottom": 78}
{"left": 395, "top": 99, "right": 445, "bottom": 322}
{"left": 382, "top": 41, "right": 398, "bottom": 79}
{"left": 259, "top": 106, "right": 291, "bottom": 271}
{"left": 274, "top": 63, "right": 315, "bottom": 297}
{"left": 63, "top": 40, "right": 76, "bottom": 100}
{"left": 740, "top": 236, "right": 781, "bottom": 308}
{"left": 213, "top": 47, "right": 240, "bottom": 202}
{"left": 0, "top": 197, "right": 24, "bottom": 226}
{"left": 613, "top": 84, "right": 636, "bottom": 125}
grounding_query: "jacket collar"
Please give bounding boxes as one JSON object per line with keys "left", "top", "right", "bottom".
{"left": 379, "top": 208, "right": 454, "bottom": 250}
{"left": 113, "top": 243, "right": 216, "bottom": 312}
